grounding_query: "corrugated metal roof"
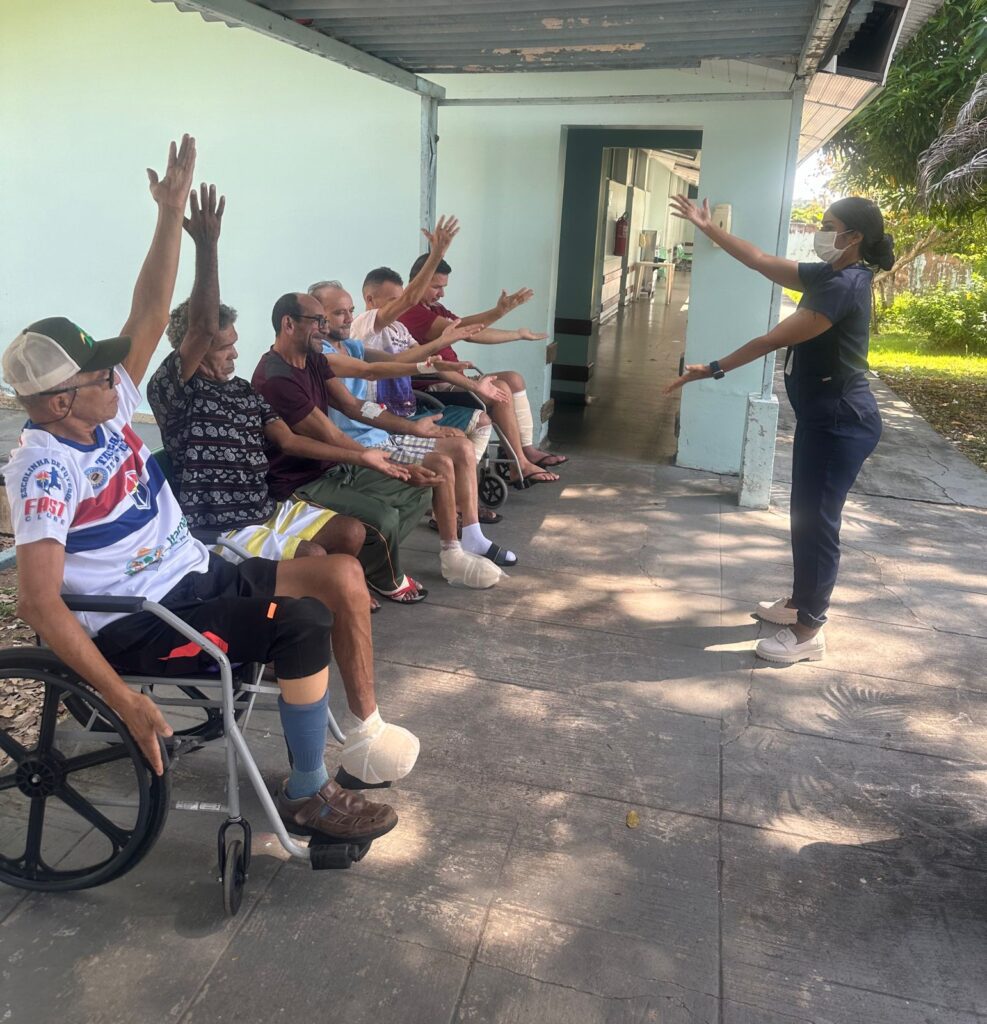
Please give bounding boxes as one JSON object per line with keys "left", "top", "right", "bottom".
{"left": 226, "top": 0, "right": 824, "bottom": 73}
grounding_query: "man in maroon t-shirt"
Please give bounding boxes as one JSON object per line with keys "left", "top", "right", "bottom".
{"left": 398, "top": 255, "right": 569, "bottom": 489}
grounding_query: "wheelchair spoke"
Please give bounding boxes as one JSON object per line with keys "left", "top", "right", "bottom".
{"left": 61, "top": 744, "right": 133, "bottom": 775}
{"left": 57, "top": 783, "right": 132, "bottom": 850}
{"left": 36, "top": 682, "right": 64, "bottom": 752}
{"left": 0, "top": 729, "right": 28, "bottom": 763}
{"left": 23, "top": 796, "right": 46, "bottom": 877}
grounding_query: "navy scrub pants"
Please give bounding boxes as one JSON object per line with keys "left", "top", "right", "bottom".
{"left": 785, "top": 374, "right": 882, "bottom": 628}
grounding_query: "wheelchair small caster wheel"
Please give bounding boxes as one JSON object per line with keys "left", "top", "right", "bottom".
{"left": 222, "top": 837, "right": 247, "bottom": 916}
{"left": 479, "top": 473, "right": 508, "bottom": 510}
{"left": 310, "top": 840, "right": 367, "bottom": 870}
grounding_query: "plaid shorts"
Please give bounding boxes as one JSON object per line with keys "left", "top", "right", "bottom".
{"left": 371, "top": 434, "right": 438, "bottom": 465}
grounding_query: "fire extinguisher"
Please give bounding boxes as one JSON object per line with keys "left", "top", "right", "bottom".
{"left": 614, "top": 213, "right": 629, "bottom": 257}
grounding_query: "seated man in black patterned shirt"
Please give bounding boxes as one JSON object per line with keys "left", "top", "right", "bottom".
{"left": 147, "top": 186, "right": 410, "bottom": 584}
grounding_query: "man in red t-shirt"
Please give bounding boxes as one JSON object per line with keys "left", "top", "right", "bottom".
{"left": 397, "top": 255, "right": 570, "bottom": 489}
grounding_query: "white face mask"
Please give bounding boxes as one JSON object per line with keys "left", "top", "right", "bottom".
{"left": 814, "top": 229, "right": 849, "bottom": 264}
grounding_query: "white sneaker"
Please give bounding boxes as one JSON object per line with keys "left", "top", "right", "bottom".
{"left": 755, "top": 627, "right": 825, "bottom": 664}
{"left": 755, "top": 598, "right": 799, "bottom": 626}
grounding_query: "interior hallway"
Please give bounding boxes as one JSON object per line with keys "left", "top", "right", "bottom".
{"left": 549, "top": 277, "right": 691, "bottom": 462}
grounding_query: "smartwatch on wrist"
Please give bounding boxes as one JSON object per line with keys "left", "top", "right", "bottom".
{"left": 708, "top": 360, "right": 725, "bottom": 380}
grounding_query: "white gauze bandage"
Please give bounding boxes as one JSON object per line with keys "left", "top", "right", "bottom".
{"left": 440, "top": 546, "right": 505, "bottom": 589}
{"left": 340, "top": 708, "right": 420, "bottom": 785}
{"left": 512, "top": 389, "right": 534, "bottom": 447}
{"left": 360, "top": 400, "right": 385, "bottom": 420}
{"left": 468, "top": 420, "right": 493, "bottom": 463}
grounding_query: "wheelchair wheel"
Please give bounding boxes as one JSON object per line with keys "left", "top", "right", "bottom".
{"left": 479, "top": 473, "right": 508, "bottom": 510}
{"left": 0, "top": 648, "right": 170, "bottom": 893}
{"left": 222, "top": 837, "right": 247, "bottom": 916}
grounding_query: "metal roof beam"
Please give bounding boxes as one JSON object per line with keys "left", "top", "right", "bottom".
{"left": 440, "top": 90, "right": 794, "bottom": 107}
{"left": 797, "top": 0, "right": 854, "bottom": 77}
{"left": 163, "top": 0, "right": 445, "bottom": 98}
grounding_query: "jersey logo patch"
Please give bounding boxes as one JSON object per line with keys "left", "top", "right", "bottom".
{"left": 124, "top": 469, "right": 151, "bottom": 510}
{"left": 125, "top": 545, "right": 165, "bottom": 576}
{"left": 19, "top": 457, "right": 74, "bottom": 503}
{"left": 84, "top": 467, "right": 109, "bottom": 491}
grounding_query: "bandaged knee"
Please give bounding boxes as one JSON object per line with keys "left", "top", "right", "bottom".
{"left": 440, "top": 545, "right": 505, "bottom": 589}
{"left": 468, "top": 420, "right": 493, "bottom": 463}
{"left": 341, "top": 708, "right": 420, "bottom": 785}
{"left": 512, "top": 390, "right": 534, "bottom": 447}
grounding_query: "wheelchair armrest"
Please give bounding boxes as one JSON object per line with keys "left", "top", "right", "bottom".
{"left": 62, "top": 595, "right": 147, "bottom": 613}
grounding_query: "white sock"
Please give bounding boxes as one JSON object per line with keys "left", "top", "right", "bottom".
{"left": 468, "top": 422, "right": 493, "bottom": 463}
{"left": 461, "top": 522, "right": 489, "bottom": 553}
{"left": 512, "top": 390, "right": 534, "bottom": 447}
{"left": 462, "top": 522, "right": 516, "bottom": 562}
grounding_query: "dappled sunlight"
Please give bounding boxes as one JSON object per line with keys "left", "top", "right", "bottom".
{"left": 756, "top": 813, "right": 898, "bottom": 852}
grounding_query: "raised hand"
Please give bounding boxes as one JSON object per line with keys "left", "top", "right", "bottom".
{"left": 517, "top": 328, "right": 548, "bottom": 341}
{"left": 669, "top": 195, "right": 712, "bottom": 230}
{"left": 183, "top": 182, "right": 225, "bottom": 247}
{"left": 421, "top": 214, "right": 460, "bottom": 257}
{"left": 437, "top": 319, "right": 485, "bottom": 346}
{"left": 663, "top": 363, "right": 712, "bottom": 394}
{"left": 361, "top": 447, "right": 412, "bottom": 481}
{"left": 475, "top": 377, "right": 509, "bottom": 404}
{"left": 147, "top": 134, "right": 196, "bottom": 212}
{"left": 496, "top": 287, "right": 534, "bottom": 316}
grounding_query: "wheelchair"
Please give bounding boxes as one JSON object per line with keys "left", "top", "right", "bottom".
{"left": 413, "top": 371, "right": 523, "bottom": 511}
{"left": 0, "top": 536, "right": 381, "bottom": 917}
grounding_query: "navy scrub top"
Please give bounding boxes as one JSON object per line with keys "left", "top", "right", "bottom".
{"left": 787, "top": 261, "right": 874, "bottom": 384}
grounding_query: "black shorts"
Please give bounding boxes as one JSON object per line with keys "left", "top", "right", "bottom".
{"left": 94, "top": 554, "right": 332, "bottom": 679}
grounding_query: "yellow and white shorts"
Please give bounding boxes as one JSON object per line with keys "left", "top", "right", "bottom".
{"left": 217, "top": 500, "right": 336, "bottom": 562}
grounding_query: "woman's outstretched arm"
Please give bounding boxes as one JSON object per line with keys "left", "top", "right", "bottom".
{"left": 670, "top": 195, "right": 803, "bottom": 291}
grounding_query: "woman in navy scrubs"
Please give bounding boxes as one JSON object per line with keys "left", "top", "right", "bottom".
{"left": 667, "top": 196, "right": 895, "bottom": 664}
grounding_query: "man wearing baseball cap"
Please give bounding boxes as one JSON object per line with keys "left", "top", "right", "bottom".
{"left": 3, "top": 138, "right": 407, "bottom": 845}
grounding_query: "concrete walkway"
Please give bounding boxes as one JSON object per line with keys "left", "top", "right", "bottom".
{"left": 2, "top": 374, "right": 987, "bottom": 1023}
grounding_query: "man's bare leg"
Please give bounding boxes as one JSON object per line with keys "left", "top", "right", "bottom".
{"left": 274, "top": 554, "right": 375, "bottom": 717}
{"left": 486, "top": 388, "right": 559, "bottom": 485}
{"left": 309, "top": 514, "right": 366, "bottom": 557}
{"left": 491, "top": 369, "right": 566, "bottom": 470}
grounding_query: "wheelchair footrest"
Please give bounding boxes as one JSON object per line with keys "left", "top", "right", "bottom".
{"left": 334, "top": 766, "right": 392, "bottom": 791}
{"left": 309, "top": 836, "right": 372, "bottom": 870}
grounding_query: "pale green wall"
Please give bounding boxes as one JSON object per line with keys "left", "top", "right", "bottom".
{"left": 0, "top": 0, "right": 422, "bottom": 407}
{"left": 431, "top": 71, "right": 795, "bottom": 470}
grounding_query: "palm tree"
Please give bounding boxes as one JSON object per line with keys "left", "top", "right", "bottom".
{"left": 918, "top": 74, "right": 987, "bottom": 212}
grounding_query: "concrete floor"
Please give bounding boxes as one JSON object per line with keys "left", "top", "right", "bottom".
{"left": 2, "top": 319, "right": 987, "bottom": 1022}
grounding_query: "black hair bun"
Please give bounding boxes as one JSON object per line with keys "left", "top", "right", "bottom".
{"left": 865, "top": 233, "right": 895, "bottom": 271}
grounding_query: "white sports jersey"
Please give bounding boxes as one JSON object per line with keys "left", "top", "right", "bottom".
{"left": 350, "top": 309, "right": 418, "bottom": 354}
{"left": 5, "top": 367, "right": 211, "bottom": 635}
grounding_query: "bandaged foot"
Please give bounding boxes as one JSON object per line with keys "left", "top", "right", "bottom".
{"left": 340, "top": 708, "right": 420, "bottom": 785}
{"left": 440, "top": 543, "right": 505, "bottom": 589}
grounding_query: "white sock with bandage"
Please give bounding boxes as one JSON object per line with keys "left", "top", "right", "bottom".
{"left": 340, "top": 707, "right": 420, "bottom": 785}
{"left": 512, "top": 390, "right": 535, "bottom": 447}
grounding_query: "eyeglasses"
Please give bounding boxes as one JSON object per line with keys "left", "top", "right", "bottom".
{"left": 292, "top": 314, "right": 329, "bottom": 330}
{"left": 37, "top": 366, "right": 117, "bottom": 397}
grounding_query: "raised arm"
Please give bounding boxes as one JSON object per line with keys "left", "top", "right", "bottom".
{"left": 263, "top": 418, "right": 411, "bottom": 481}
{"left": 16, "top": 540, "right": 173, "bottom": 775}
{"left": 177, "top": 183, "right": 225, "bottom": 383}
{"left": 372, "top": 215, "right": 459, "bottom": 329}
{"left": 362, "top": 320, "right": 485, "bottom": 363}
{"left": 120, "top": 135, "right": 197, "bottom": 386}
{"left": 669, "top": 195, "right": 802, "bottom": 291}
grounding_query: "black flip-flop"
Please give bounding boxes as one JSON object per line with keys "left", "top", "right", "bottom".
{"left": 478, "top": 507, "right": 503, "bottom": 525}
{"left": 531, "top": 454, "right": 569, "bottom": 468}
{"left": 482, "top": 543, "right": 517, "bottom": 567}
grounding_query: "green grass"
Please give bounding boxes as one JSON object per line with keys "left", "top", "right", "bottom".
{"left": 869, "top": 331, "right": 987, "bottom": 377}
